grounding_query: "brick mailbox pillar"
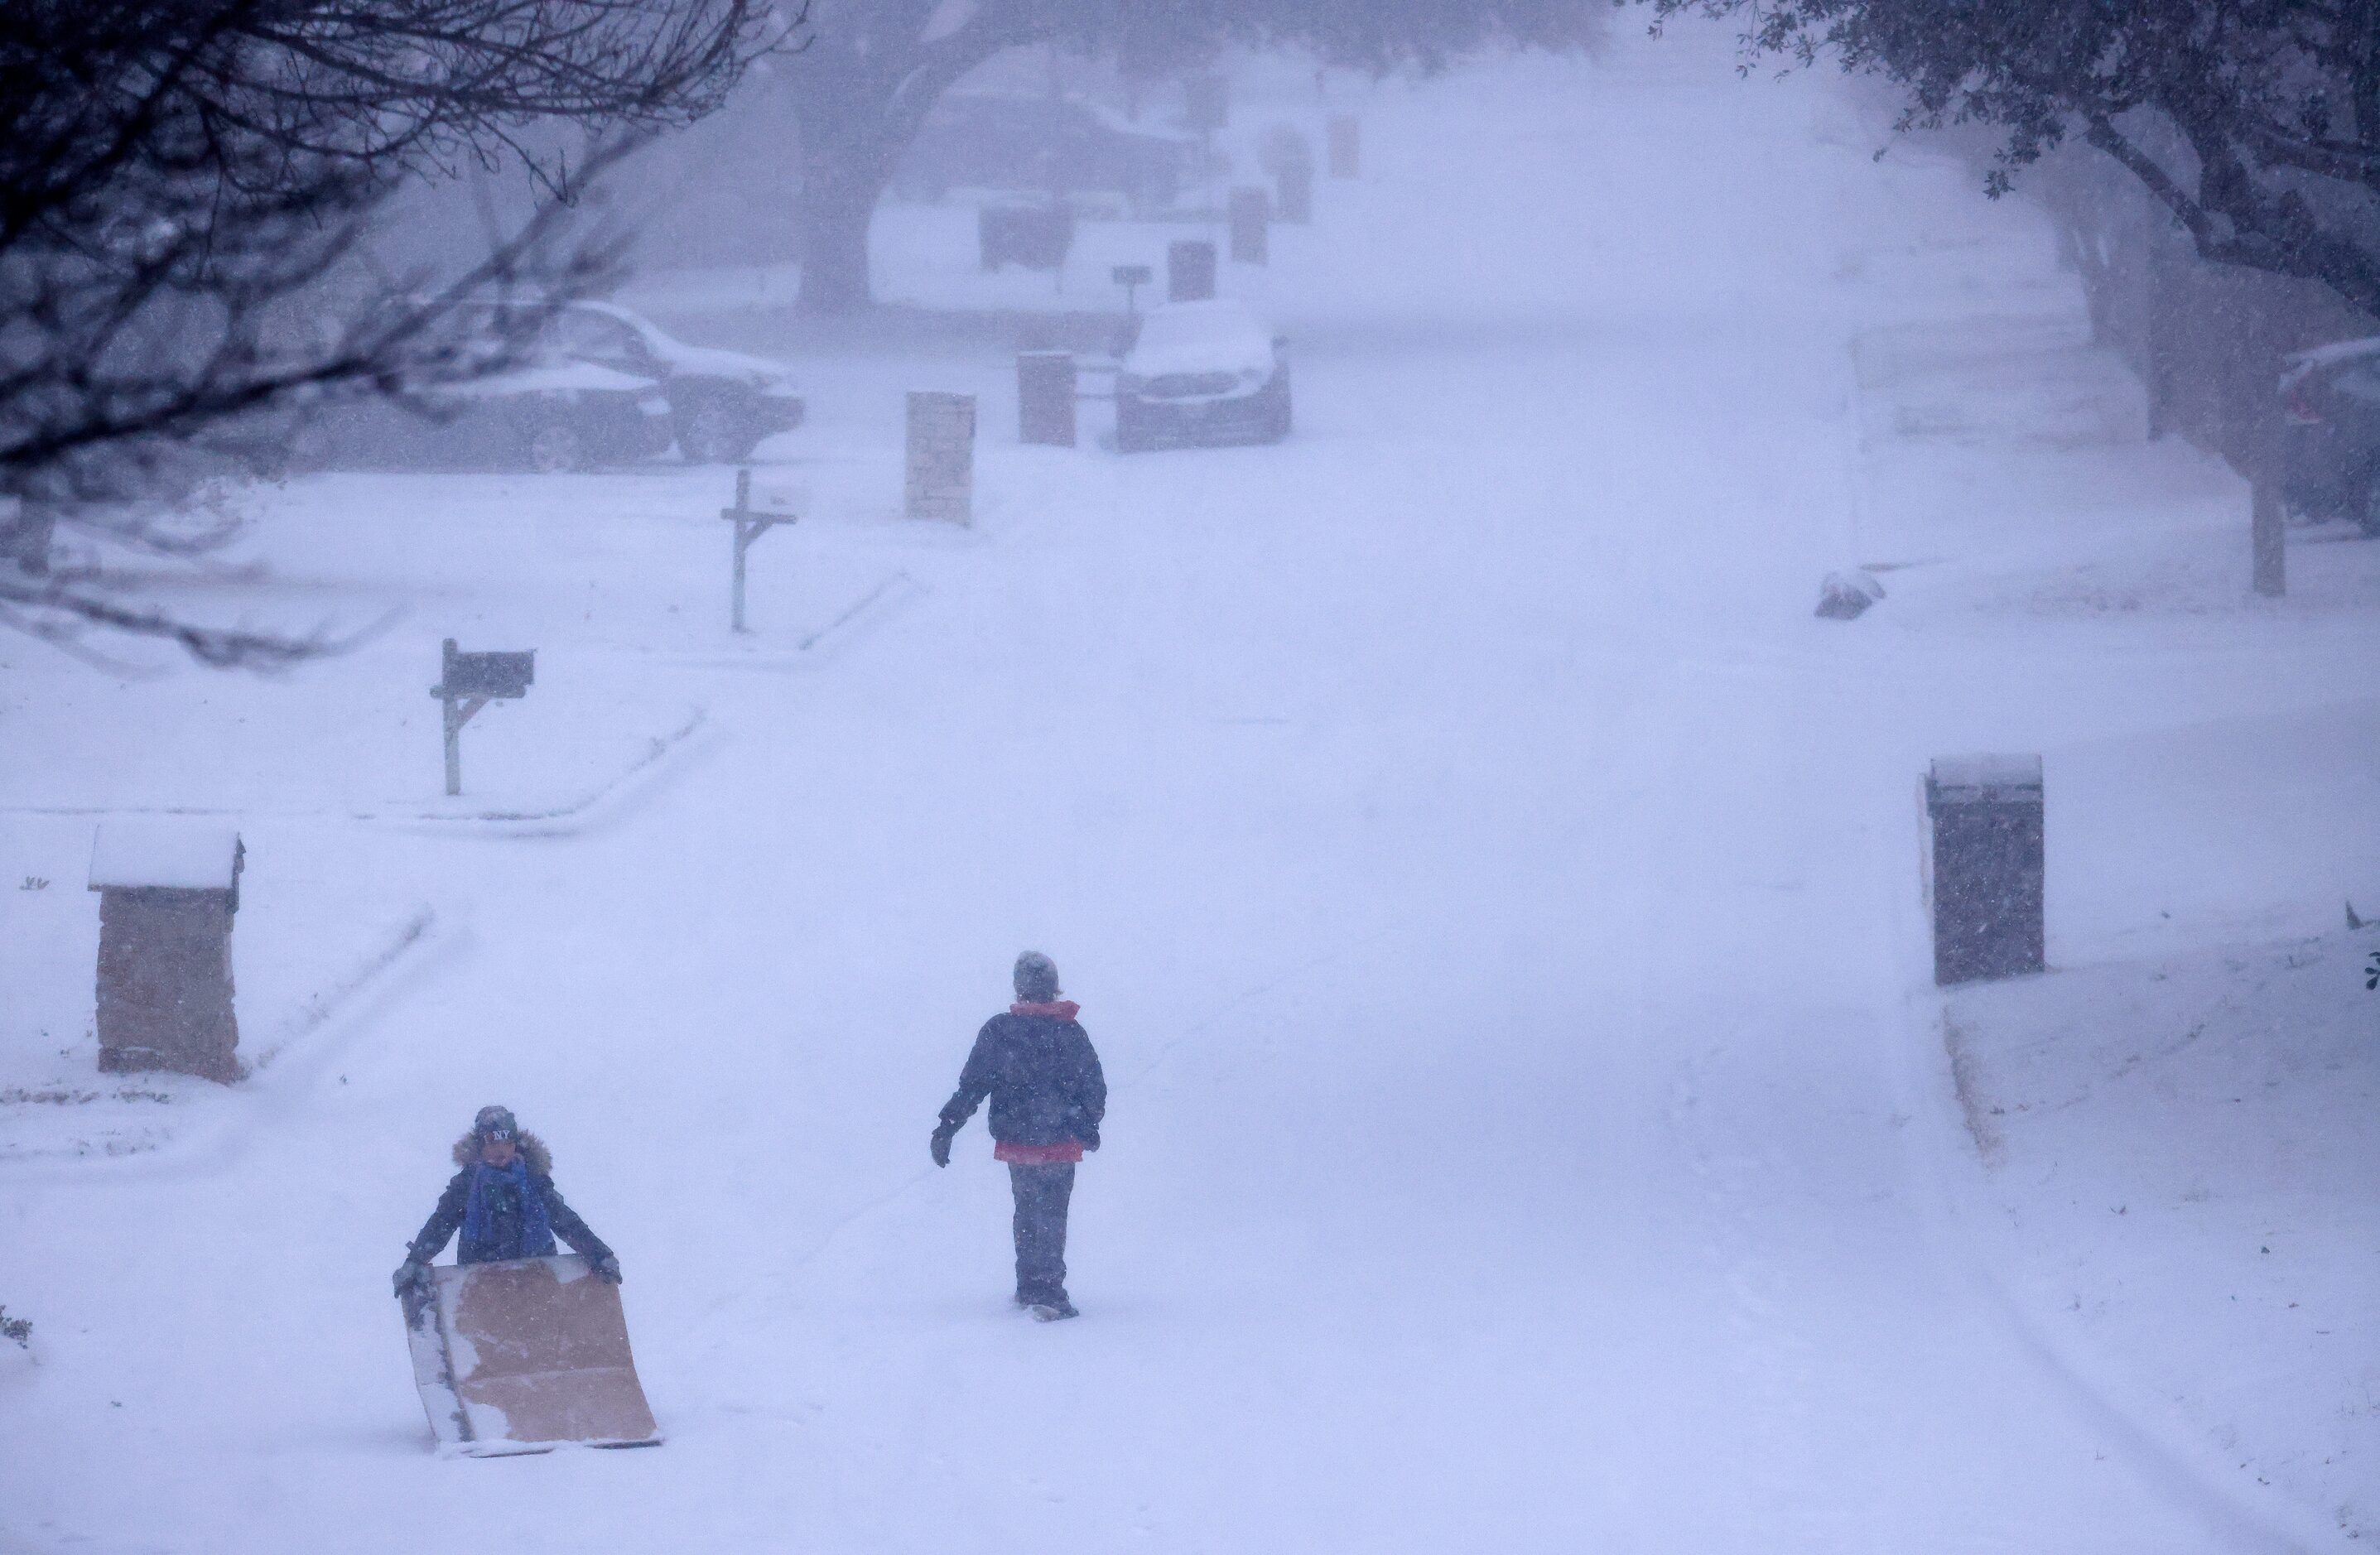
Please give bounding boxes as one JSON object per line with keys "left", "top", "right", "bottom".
{"left": 905, "top": 391, "right": 976, "bottom": 524}
{"left": 1923, "top": 755, "right": 2045, "bottom": 985}
{"left": 88, "top": 820, "right": 245, "bottom": 1083}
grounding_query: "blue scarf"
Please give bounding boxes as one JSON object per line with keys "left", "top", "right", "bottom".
{"left": 460, "top": 1156, "right": 555, "bottom": 1260}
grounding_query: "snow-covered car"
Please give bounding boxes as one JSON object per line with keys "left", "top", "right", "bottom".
{"left": 532, "top": 301, "right": 807, "bottom": 464}
{"left": 2278, "top": 336, "right": 2380, "bottom": 533}
{"left": 1114, "top": 301, "right": 1291, "bottom": 452}
{"left": 297, "top": 358, "right": 673, "bottom": 474}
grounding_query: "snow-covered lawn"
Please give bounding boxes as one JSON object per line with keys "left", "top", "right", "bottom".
{"left": 1944, "top": 933, "right": 2379, "bottom": 1543}
{"left": 2, "top": 22, "right": 2375, "bottom": 1555}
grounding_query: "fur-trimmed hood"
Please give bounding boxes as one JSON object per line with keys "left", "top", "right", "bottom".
{"left": 450, "top": 1130, "right": 552, "bottom": 1174}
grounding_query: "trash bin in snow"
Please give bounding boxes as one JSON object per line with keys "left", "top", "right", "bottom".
{"left": 1327, "top": 115, "right": 1361, "bottom": 178}
{"left": 1168, "top": 240, "right": 1216, "bottom": 302}
{"left": 1017, "top": 352, "right": 1077, "bottom": 447}
{"left": 1228, "top": 186, "right": 1271, "bottom": 265}
{"left": 88, "top": 820, "right": 245, "bottom": 1082}
{"left": 1923, "top": 755, "right": 2044, "bottom": 985}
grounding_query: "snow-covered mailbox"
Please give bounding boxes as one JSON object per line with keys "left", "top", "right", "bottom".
{"left": 1923, "top": 755, "right": 2045, "bottom": 986}
{"left": 87, "top": 820, "right": 245, "bottom": 1083}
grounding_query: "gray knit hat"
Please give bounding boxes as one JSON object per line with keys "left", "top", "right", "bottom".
{"left": 1013, "top": 951, "right": 1061, "bottom": 1002}
{"left": 472, "top": 1105, "right": 519, "bottom": 1141}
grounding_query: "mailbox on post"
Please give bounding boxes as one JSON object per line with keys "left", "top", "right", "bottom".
{"left": 1923, "top": 754, "right": 2045, "bottom": 985}
{"left": 720, "top": 467, "right": 805, "bottom": 633}
{"left": 431, "top": 638, "right": 535, "bottom": 797}
{"left": 1111, "top": 263, "right": 1154, "bottom": 318}
{"left": 88, "top": 820, "right": 244, "bottom": 1083}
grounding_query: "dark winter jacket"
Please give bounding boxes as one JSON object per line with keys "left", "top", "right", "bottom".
{"left": 407, "top": 1131, "right": 614, "bottom": 1267}
{"left": 940, "top": 1009, "right": 1106, "bottom": 1149}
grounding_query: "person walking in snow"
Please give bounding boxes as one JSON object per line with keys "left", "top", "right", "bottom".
{"left": 392, "top": 1105, "right": 621, "bottom": 1297}
{"left": 931, "top": 952, "right": 1107, "bottom": 1321}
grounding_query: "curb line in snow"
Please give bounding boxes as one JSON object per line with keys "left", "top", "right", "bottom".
{"left": 367, "top": 706, "right": 721, "bottom": 840}
{"left": 648, "top": 569, "right": 930, "bottom": 672}
{"left": 0, "top": 710, "right": 716, "bottom": 839}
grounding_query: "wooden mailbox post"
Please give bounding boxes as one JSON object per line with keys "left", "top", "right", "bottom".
{"left": 89, "top": 820, "right": 245, "bottom": 1083}
{"left": 431, "top": 638, "right": 534, "bottom": 797}
{"left": 721, "top": 467, "right": 806, "bottom": 632}
{"left": 1111, "top": 263, "right": 1153, "bottom": 319}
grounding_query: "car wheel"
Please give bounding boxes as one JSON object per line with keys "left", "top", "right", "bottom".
{"left": 677, "top": 401, "right": 754, "bottom": 464}
{"left": 524, "top": 418, "right": 586, "bottom": 473}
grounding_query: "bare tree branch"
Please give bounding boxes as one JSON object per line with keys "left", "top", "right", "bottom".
{"left": 0, "top": 0, "right": 778, "bottom": 665}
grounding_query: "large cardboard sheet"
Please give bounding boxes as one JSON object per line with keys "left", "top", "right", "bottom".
{"left": 401, "top": 1254, "right": 659, "bottom": 1456}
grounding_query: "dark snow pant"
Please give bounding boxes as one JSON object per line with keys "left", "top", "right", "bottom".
{"left": 1008, "top": 1163, "right": 1075, "bottom": 1302}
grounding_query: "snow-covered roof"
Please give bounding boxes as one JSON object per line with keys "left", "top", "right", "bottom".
{"left": 89, "top": 820, "right": 243, "bottom": 891}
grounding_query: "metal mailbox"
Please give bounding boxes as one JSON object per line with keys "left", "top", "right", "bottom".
{"left": 440, "top": 644, "right": 534, "bottom": 700}
{"left": 432, "top": 638, "right": 537, "bottom": 796}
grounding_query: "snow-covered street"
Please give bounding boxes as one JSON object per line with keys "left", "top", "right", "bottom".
{"left": 4, "top": 27, "right": 2373, "bottom": 1553}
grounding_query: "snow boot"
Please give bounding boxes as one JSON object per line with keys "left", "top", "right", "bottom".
{"left": 1028, "top": 1297, "right": 1078, "bottom": 1322}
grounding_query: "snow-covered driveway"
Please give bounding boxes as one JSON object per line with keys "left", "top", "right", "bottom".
{"left": 0, "top": 32, "right": 2310, "bottom": 1555}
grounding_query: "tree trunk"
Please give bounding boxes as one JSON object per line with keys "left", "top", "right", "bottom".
{"left": 788, "top": 46, "right": 900, "bottom": 317}
{"left": 783, "top": 15, "right": 1031, "bottom": 316}
{"left": 797, "top": 178, "right": 878, "bottom": 315}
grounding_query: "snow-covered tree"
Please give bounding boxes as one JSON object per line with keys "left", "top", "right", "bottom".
{"left": 1660, "top": 0, "right": 2380, "bottom": 319}
{"left": 0, "top": 0, "right": 768, "bottom": 662}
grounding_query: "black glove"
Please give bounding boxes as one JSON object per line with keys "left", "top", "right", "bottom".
{"left": 392, "top": 1259, "right": 431, "bottom": 1298}
{"left": 591, "top": 1254, "right": 623, "bottom": 1285}
{"left": 1078, "top": 1121, "right": 1101, "bottom": 1153}
{"left": 930, "top": 1119, "right": 958, "bottom": 1167}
